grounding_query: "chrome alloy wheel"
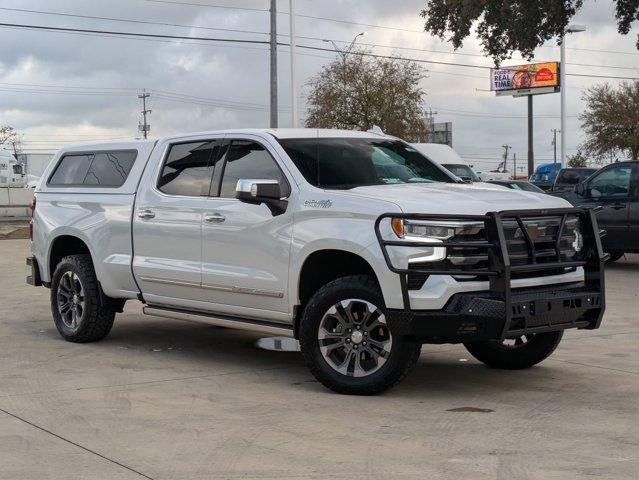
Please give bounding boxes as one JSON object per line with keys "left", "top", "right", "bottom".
{"left": 318, "top": 299, "right": 393, "bottom": 378}
{"left": 57, "top": 271, "right": 85, "bottom": 329}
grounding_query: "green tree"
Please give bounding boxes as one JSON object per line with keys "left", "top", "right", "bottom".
{"left": 567, "top": 151, "right": 588, "bottom": 167}
{"left": 305, "top": 51, "right": 428, "bottom": 141}
{"left": 420, "top": 1, "right": 639, "bottom": 64}
{"left": 580, "top": 81, "right": 639, "bottom": 161}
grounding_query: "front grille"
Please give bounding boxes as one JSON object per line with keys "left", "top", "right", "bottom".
{"left": 407, "top": 213, "right": 584, "bottom": 281}
{"left": 502, "top": 215, "right": 583, "bottom": 265}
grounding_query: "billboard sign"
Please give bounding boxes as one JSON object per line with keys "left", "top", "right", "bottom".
{"left": 490, "top": 62, "right": 560, "bottom": 96}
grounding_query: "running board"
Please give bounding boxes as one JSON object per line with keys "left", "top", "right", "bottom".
{"left": 142, "top": 305, "right": 294, "bottom": 337}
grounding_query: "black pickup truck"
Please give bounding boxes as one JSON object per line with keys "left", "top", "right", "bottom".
{"left": 565, "top": 160, "right": 639, "bottom": 262}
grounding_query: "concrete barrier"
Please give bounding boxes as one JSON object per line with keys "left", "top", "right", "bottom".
{"left": 0, "top": 187, "right": 34, "bottom": 217}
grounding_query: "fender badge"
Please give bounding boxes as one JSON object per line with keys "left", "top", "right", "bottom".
{"left": 304, "top": 199, "right": 332, "bottom": 209}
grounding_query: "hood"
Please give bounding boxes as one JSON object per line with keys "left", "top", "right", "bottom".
{"left": 346, "top": 182, "right": 571, "bottom": 215}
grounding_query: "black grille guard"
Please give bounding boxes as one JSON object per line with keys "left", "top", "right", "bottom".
{"left": 374, "top": 207, "right": 606, "bottom": 337}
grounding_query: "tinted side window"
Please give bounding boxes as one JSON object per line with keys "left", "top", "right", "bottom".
{"left": 219, "top": 141, "right": 287, "bottom": 198}
{"left": 49, "top": 154, "right": 93, "bottom": 185}
{"left": 84, "top": 151, "right": 137, "bottom": 186}
{"left": 588, "top": 165, "right": 632, "bottom": 197}
{"left": 158, "top": 141, "right": 222, "bottom": 196}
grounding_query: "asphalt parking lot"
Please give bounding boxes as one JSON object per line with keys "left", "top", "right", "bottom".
{"left": 1, "top": 238, "right": 637, "bottom": 479}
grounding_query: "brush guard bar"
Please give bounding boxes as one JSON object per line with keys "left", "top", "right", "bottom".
{"left": 374, "top": 208, "right": 606, "bottom": 340}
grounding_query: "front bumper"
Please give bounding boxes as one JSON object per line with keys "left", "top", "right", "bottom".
{"left": 386, "top": 283, "right": 603, "bottom": 343}
{"left": 375, "top": 207, "right": 606, "bottom": 343}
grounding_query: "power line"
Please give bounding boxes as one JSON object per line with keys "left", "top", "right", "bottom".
{"left": 1, "top": 22, "right": 637, "bottom": 81}
{"left": 4, "top": 6, "right": 638, "bottom": 70}
{"left": 0, "top": 6, "right": 268, "bottom": 37}
{"left": 141, "top": 0, "right": 639, "bottom": 56}
{"left": 0, "top": 21, "right": 270, "bottom": 45}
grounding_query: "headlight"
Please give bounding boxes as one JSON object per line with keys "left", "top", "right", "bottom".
{"left": 391, "top": 219, "right": 483, "bottom": 242}
{"left": 389, "top": 219, "right": 484, "bottom": 264}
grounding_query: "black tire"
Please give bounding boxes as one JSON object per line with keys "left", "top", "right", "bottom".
{"left": 605, "top": 251, "right": 624, "bottom": 264}
{"left": 50, "top": 254, "right": 115, "bottom": 343}
{"left": 298, "top": 275, "right": 421, "bottom": 395}
{"left": 463, "top": 331, "right": 563, "bottom": 370}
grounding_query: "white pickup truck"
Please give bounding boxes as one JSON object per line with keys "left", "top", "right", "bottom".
{"left": 27, "top": 129, "right": 606, "bottom": 394}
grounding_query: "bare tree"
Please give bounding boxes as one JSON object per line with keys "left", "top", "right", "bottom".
{"left": 580, "top": 81, "right": 639, "bottom": 162}
{"left": 305, "top": 51, "right": 428, "bottom": 141}
{"left": 0, "top": 126, "right": 22, "bottom": 156}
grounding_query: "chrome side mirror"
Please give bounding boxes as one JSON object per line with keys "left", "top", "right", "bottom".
{"left": 235, "top": 179, "right": 287, "bottom": 215}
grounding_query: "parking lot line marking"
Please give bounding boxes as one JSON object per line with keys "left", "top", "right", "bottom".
{"left": 548, "top": 358, "right": 638, "bottom": 376}
{"left": 0, "top": 364, "right": 298, "bottom": 399}
{"left": 0, "top": 407, "right": 155, "bottom": 480}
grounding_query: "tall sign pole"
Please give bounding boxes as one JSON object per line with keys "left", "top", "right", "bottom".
{"left": 269, "top": 0, "right": 278, "bottom": 128}
{"left": 527, "top": 95, "right": 534, "bottom": 178}
{"left": 289, "top": 0, "right": 298, "bottom": 127}
{"left": 560, "top": 40, "right": 566, "bottom": 168}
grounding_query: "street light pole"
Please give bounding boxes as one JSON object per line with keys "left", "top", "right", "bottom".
{"left": 560, "top": 24, "right": 586, "bottom": 168}
{"left": 323, "top": 32, "right": 367, "bottom": 62}
{"left": 289, "top": 0, "right": 298, "bottom": 128}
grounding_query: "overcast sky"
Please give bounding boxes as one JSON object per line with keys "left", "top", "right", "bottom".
{"left": 0, "top": 0, "right": 637, "bottom": 170}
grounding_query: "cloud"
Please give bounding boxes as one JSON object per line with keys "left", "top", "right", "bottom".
{"left": 0, "top": 0, "right": 636, "bottom": 165}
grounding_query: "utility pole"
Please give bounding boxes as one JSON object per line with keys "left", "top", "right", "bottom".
{"left": 269, "top": 0, "right": 278, "bottom": 128}
{"left": 551, "top": 128, "right": 559, "bottom": 164}
{"left": 502, "top": 144, "right": 511, "bottom": 173}
{"left": 289, "top": 0, "right": 298, "bottom": 127}
{"left": 513, "top": 153, "right": 516, "bottom": 180}
{"left": 427, "top": 107, "right": 437, "bottom": 142}
{"left": 138, "top": 89, "right": 151, "bottom": 139}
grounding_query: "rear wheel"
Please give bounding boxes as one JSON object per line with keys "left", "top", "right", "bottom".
{"left": 463, "top": 331, "right": 563, "bottom": 370}
{"left": 50, "top": 254, "right": 115, "bottom": 343}
{"left": 298, "top": 275, "right": 421, "bottom": 395}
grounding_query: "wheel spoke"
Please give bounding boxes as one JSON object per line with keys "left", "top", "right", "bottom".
{"left": 368, "top": 338, "right": 391, "bottom": 358}
{"left": 319, "top": 338, "right": 346, "bottom": 352}
{"left": 514, "top": 336, "right": 524, "bottom": 346}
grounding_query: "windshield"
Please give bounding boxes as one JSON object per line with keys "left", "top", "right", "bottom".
{"left": 441, "top": 164, "right": 479, "bottom": 182}
{"left": 556, "top": 168, "right": 596, "bottom": 185}
{"left": 530, "top": 173, "right": 549, "bottom": 182}
{"left": 278, "top": 138, "right": 454, "bottom": 189}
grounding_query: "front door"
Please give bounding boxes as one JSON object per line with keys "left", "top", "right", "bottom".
{"left": 579, "top": 163, "right": 633, "bottom": 252}
{"left": 627, "top": 166, "right": 639, "bottom": 248}
{"left": 133, "top": 138, "right": 223, "bottom": 303}
{"left": 201, "top": 138, "right": 293, "bottom": 321}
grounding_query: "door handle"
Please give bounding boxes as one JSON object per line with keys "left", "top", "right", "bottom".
{"left": 611, "top": 203, "right": 627, "bottom": 210}
{"left": 137, "top": 209, "right": 156, "bottom": 220}
{"left": 204, "top": 213, "right": 226, "bottom": 223}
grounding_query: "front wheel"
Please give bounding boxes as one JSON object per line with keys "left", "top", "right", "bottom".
{"left": 298, "top": 275, "right": 421, "bottom": 395}
{"left": 463, "top": 331, "right": 563, "bottom": 370}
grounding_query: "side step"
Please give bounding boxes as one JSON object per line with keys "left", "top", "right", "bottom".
{"left": 142, "top": 305, "right": 294, "bottom": 337}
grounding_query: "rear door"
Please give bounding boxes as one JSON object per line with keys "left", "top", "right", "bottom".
{"left": 579, "top": 163, "right": 633, "bottom": 252}
{"left": 133, "top": 138, "right": 224, "bottom": 303}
